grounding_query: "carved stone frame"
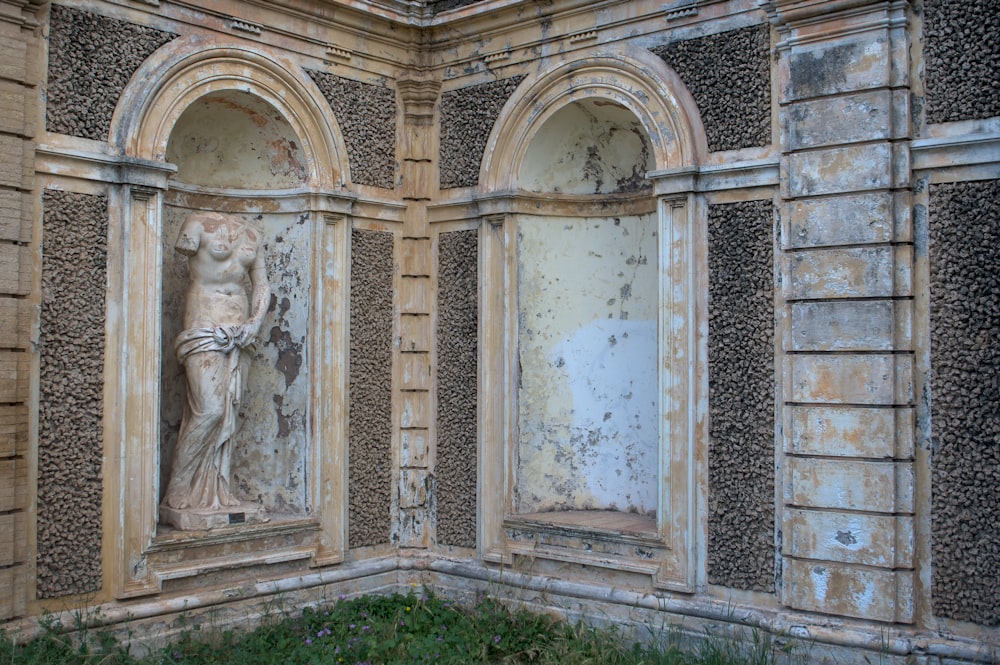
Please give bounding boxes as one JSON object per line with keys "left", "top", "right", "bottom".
{"left": 475, "top": 50, "right": 708, "bottom": 592}
{"left": 101, "top": 42, "right": 352, "bottom": 598}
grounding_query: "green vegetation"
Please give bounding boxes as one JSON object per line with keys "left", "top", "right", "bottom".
{"left": 1, "top": 590, "right": 793, "bottom": 665}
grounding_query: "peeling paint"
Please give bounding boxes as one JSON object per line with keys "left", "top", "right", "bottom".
{"left": 516, "top": 215, "right": 657, "bottom": 515}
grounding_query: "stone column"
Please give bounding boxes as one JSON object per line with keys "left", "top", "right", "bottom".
{"left": 765, "top": 0, "right": 916, "bottom": 623}
{"left": 0, "top": 0, "right": 40, "bottom": 622}
{"left": 396, "top": 74, "right": 440, "bottom": 549}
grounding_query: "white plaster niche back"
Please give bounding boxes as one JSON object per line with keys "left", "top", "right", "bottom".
{"left": 158, "top": 90, "right": 314, "bottom": 533}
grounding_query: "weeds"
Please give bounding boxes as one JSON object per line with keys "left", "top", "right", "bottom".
{"left": 1, "top": 589, "right": 790, "bottom": 665}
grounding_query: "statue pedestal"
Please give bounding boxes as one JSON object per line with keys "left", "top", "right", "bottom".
{"left": 159, "top": 503, "right": 269, "bottom": 531}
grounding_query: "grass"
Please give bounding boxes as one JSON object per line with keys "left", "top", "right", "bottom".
{"left": 1, "top": 589, "right": 790, "bottom": 665}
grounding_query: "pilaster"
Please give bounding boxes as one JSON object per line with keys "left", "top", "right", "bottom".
{"left": 0, "top": 0, "right": 40, "bottom": 623}
{"left": 765, "top": 0, "right": 916, "bottom": 624}
{"left": 396, "top": 74, "right": 440, "bottom": 549}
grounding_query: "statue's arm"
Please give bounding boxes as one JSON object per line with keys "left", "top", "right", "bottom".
{"left": 175, "top": 216, "right": 203, "bottom": 256}
{"left": 244, "top": 251, "right": 270, "bottom": 340}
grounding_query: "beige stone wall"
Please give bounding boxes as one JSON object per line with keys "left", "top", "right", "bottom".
{"left": 2, "top": 0, "right": 999, "bottom": 661}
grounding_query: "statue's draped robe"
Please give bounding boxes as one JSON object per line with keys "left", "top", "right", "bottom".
{"left": 163, "top": 325, "right": 247, "bottom": 510}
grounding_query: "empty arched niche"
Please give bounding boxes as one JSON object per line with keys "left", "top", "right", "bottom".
{"left": 518, "top": 99, "right": 653, "bottom": 194}
{"left": 159, "top": 90, "right": 312, "bottom": 525}
{"left": 514, "top": 98, "right": 658, "bottom": 527}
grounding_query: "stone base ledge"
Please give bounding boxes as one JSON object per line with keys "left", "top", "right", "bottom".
{"left": 159, "top": 503, "right": 269, "bottom": 531}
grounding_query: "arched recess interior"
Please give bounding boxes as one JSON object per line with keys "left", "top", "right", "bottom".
{"left": 477, "top": 49, "right": 708, "bottom": 593}
{"left": 104, "top": 41, "right": 352, "bottom": 598}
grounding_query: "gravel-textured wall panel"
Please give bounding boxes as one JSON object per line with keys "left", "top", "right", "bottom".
{"left": 435, "top": 229, "right": 478, "bottom": 548}
{"left": 429, "top": 0, "right": 488, "bottom": 13}
{"left": 707, "top": 199, "right": 775, "bottom": 592}
{"left": 439, "top": 76, "right": 525, "bottom": 189}
{"left": 46, "top": 4, "right": 176, "bottom": 141}
{"left": 37, "top": 190, "right": 107, "bottom": 598}
{"left": 349, "top": 228, "right": 394, "bottom": 548}
{"left": 923, "top": 0, "right": 1000, "bottom": 124}
{"left": 650, "top": 25, "right": 771, "bottom": 153}
{"left": 306, "top": 70, "right": 396, "bottom": 189}
{"left": 929, "top": 179, "right": 1000, "bottom": 625}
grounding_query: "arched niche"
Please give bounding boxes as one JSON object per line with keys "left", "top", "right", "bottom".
{"left": 513, "top": 98, "right": 659, "bottom": 518}
{"left": 103, "top": 42, "right": 351, "bottom": 598}
{"left": 477, "top": 50, "right": 707, "bottom": 593}
{"left": 158, "top": 90, "right": 312, "bottom": 524}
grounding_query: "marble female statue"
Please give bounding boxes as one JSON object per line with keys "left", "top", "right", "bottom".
{"left": 160, "top": 211, "right": 270, "bottom": 530}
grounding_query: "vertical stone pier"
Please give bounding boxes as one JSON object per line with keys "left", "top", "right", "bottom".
{"left": 767, "top": 0, "right": 916, "bottom": 622}
{"left": 0, "top": 0, "right": 39, "bottom": 622}
{"left": 396, "top": 75, "right": 441, "bottom": 549}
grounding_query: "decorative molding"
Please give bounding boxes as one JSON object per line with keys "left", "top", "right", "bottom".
{"left": 229, "top": 18, "right": 262, "bottom": 36}
{"left": 398, "top": 77, "right": 441, "bottom": 124}
{"left": 911, "top": 130, "right": 1000, "bottom": 176}
{"left": 662, "top": 0, "right": 702, "bottom": 21}
{"left": 484, "top": 50, "right": 511, "bottom": 63}
{"left": 568, "top": 29, "right": 598, "bottom": 43}
{"left": 325, "top": 44, "right": 353, "bottom": 61}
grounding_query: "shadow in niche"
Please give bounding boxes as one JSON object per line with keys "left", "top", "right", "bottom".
{"left": 156, "top": 90, "right": 313, "bottom": 536}
{"left": 512, "top": 99, "right": 660, "bottom": 534}
{"left": 512, "top": 510, "right": 656, "bottom": 535}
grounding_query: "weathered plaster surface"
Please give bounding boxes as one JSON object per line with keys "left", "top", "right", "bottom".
{"left": 923, "top": 0, "right": 1000, "bottom": 124}
{"left": 518, "top": 100, "right": 652, "bottom": 195}
{"left": 439, "top": 76, "right": 525, "bottom": 189}
{"left": 436, "top": 229, "right": 478, "bottom": 548}
{"left": 306, "top": 70, "right": 396, "bottom": 189}
{"left": 349, "top": 228, "right": 394, "bottom": 548}
{"left": 516, "top": 214, "right": 657, "bottom": 516}
{"left": 706, "top": 200, "right": 775, "bottom": 592}
{"left": 650, "top": 25, "right": 770, "bottom": 153}
{"left": 165, "top": 92, "right": 307, "bottom": 190}
{"left": 38, "top": 190, "right": 106, "bottom": 598}
{"left": 783, "top": 37, "right": 890, "bottom": 102}
{"left": 46, "top": 4, "right": 176, "bottom": 140}
{"left": 159, "top": 207, "right": 312, "bottom": 517}
{"left": 929, "top": 178, "right": 1000, "bottom": 625}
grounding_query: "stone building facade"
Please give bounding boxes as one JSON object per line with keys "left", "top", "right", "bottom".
{"left": 0, "top": 0, "right": 998, "bottom": 661}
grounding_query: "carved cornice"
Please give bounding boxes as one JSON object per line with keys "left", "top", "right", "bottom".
{"left": 397, "top": 76, "right": 441, "bottom": 124}
{"left": 761, "top": 0, "right": 908, "bottom": 26}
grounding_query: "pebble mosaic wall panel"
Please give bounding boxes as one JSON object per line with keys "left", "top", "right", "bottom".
{"left": 706, "top": 199, "right": 776, "bottom": 592}
{"left": 428, "top": 0, "right": 488, "bottom": 13}
{"left": 307, "top": 70, "right": 397, "bottom": 189}
{"left": 46, "top": 4, "right": 176, "bottom": 141}
{"left": 650, "top": 24, "right": 771, "bottom": 153}
{"left": 929, "top": 178, "right": 1000, "bottom": 625}
{"left": 439, "top": 76, "right": 526, "bottom": 189}
{"left": 349, "top": 228, "right": 394, "bottom": 548}
{"left": 923, "top": 0, "right": 1000, "bottom": 124}
{"left": 435, "top": 229, "right": 478, "bottom": 548}
{"left": 37, "top": 190, "right": 107, "bottom": 598}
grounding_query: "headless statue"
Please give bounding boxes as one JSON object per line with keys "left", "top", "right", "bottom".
{"left": 160, "top": 211, "right": 270, "bottom": 530}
